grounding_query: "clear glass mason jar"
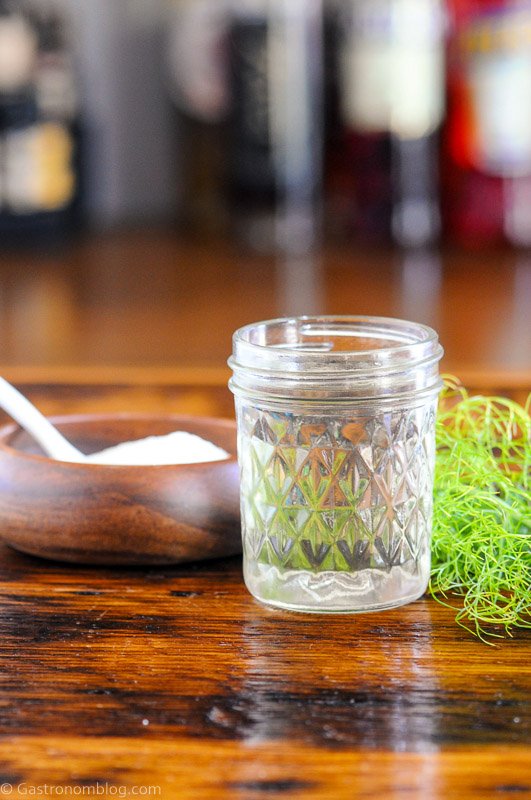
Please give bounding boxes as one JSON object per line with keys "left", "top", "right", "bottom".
{"left": 229, "top": 316, "right": 443, "bottom": 613}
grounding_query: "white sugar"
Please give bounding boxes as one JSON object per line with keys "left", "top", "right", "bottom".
{"left": 85, "top": 431, "right": 229, "bottom": 466}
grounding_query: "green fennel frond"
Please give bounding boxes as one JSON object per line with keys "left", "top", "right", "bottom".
{"left": 429, "top": 378, "right": 531, "bottom": 642}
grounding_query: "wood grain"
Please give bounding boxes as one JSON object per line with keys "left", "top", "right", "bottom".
{"left": 0, "top": 739, "right": 529, "bottom": 800}
{"left": 0, "top": 546, "right": 529, "bottom": 799}
{"left": 0, "top": 378, "right": 528, "bottom": 800}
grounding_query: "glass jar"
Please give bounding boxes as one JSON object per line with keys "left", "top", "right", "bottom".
{"left": 229, "top": 316, "right": 443, "bottom": 613}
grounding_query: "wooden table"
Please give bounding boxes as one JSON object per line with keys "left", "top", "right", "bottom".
{"left": 0, "top": 374, "right": 529, "bottom": 800}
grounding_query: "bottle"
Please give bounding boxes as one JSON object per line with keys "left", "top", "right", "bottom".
{"left": 443, "top": 0, "right": 531, "bottom": 247}
{"left": 336, "top": 0, "right": 445, "bottom": 247}
{"left": 0, "top": 0, "right": 79, "bottom": 244}
{"left": 227, "top": 0, "right": 324, "bottom": 254}
{"left": 167, "top": 0, "right": 231, "bottom": 237}
{"left": 226, "top": 0, "right": 277, "bottom": 251}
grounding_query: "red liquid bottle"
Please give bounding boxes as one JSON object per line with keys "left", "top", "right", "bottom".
{"left": 443, "top": 0, "right": 531, "bottom": 247}
{"left": 334, "top": 0, "right": 446, "bottom": 247}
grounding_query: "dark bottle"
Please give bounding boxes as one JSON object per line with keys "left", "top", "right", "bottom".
{"left": 0, "top": 0, "right": 79, "bottom": 245}
{"left": 443, "top": 0, "right": 531, "bottom": 247}
{"left": 227, "top": 3, "right": 277, "bottom": 251}
{"left": 227, "top": 1, "right": 324, "bottom": 254}
{"left": 335, "top": 0, "right": 445, "bottom": 247}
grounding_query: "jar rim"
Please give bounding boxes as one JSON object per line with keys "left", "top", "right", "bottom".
{"left": 231, "top": 315, "right": 441, "bottom": 366}
{"left": 229, "top": 315, "right": 443, "bottom": 401}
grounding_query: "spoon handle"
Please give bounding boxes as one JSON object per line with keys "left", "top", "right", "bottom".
{"left": 0, "top": 377, "right": 85, "bottom": 462}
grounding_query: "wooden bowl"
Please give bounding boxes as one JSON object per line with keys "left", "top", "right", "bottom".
{"left": 0, "top": 414, "right": 241, "bottom": 565}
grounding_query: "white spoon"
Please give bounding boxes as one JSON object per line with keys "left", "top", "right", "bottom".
{"left": 0, "top": 376, "right": 87, "bottom": 462}
{"left": 0, "top": 377, "right": 229, "bottom": 466}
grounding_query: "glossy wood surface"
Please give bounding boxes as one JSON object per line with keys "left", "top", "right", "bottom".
{"left": 0, "top": 229, "right": 529, "bottom": 384}
{"left": 0, "top": 377, "right": 529, "bottom": 800}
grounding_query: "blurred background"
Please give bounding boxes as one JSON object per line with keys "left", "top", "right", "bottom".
{"left": 0, "top": 0, "right": 529, "bottom": 396}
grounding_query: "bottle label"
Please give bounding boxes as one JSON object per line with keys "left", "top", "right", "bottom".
{"left": 462, "top": 7, "right": 531, "bottom": 177}
{"left": 340, "top": 0, "right": 445, "bottom": 139}
{"left": 167, "top": 0, "right": 230, "bottom": 122}
{"left": 0, "top": 15, "right": 37, "bottom": 92}
{"left": 4, "top": 122, "right": 75, "bottom": 213}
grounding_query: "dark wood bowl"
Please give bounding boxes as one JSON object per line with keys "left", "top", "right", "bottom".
{"left": 0, "top": 414, "right": 241, "bottom": 565}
